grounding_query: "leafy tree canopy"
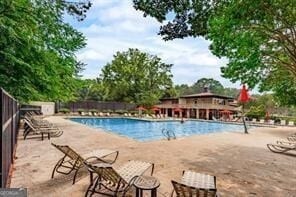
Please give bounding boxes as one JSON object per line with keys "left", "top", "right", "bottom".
{"left": 133, "top": 0, "right": 296, "bottom": 106}
{"left": 175, "top": 78, "right": 239, "bottom": 98}
{"left": 100, "top": 48, "right": 173, "bottom": 106}
{"left": 76, "top": 78, "right": 105, "bottom": 101}
{"left": 0, "top": 0, "right": 91, "bottom": 102}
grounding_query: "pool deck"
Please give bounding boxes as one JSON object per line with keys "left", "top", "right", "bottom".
{"left": 10, "top": 116, "right": 296, "bottom": 196}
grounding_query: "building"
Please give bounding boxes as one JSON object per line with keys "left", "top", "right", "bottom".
{"left": 155, "top": 87, "right": 239, "bottom": 120}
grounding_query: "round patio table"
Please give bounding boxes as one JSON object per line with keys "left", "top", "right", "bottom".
{"left": 134, "top": 175, "right": 160, "bottom": 197}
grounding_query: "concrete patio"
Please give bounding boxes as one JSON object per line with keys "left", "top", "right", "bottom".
{"left": 10, "top": 116, "right": 296, "bottom": 196}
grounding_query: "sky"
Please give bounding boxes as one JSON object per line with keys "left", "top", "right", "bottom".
{"left": 66, "top": 0, "right": 241, "bottom": 88}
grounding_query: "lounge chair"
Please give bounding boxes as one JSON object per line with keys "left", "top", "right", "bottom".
{"left": 267, "top": 141, "right": 296, "bottom": 153}
{"left": 287, "top": 134, "right": 296, "bottom": 142}
{"left": 51, "top": 143, "right": 119, "bottom": 184}
{"left": 23, "top": 119, "right": 63, "bottom": 140}
{"left": 288, "top": 121, "right": 294, "bottom": 126}
{"left": 259, "top": 119, "right": 265, "bottom": 124}
{"left": 85, "top": 160, "right": 154, "bottom": 197}
{"left": 252, "top": 118, "right": 257, "bottom": 124}
{"left": 88, "top": 112, "right": 92, "bottom": 116}
{"left": 171, "top": 170, "right": 217, "bottom": 197}
{"left": 24, "top": 115, "right": 55, "bottom": 128}
{"left": 280, "top": 120, "right": 286, "bottom": 126}
{"left": 269, "top": 120, "right": 275, "bottom": 125}
{"left": 93, "top": 112, "right": 98, "bottom": 116}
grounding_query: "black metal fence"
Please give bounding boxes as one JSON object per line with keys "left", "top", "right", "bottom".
{"left": 0, "top": 88, "right": 20, "bottom": 187}
{"left": 59, "top": 101, "right": 137, "bottom": 112}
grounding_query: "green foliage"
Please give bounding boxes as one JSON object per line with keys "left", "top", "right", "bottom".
{"left": 133, "top": 0, "right": 296, "bottom": 106}
{"left": 101, "top": 48, "right": 173, "bottom": 106}
{"left": 174, "top": 78, "right": 239, "bottom": 97}
{"left": 0, "top": 0, "right": 90, "bottom": 102}
{"left": 76, "top": 78, "right": 105, "bottom": 101}
{"left": 77, "top": 108, "right": 85, "bottom": 113}
{"left": 246, "top": 105, "right": 266, "bottom": 119}
{"left": 59, "top": 108, "right": 70, "bottom": 114}
{"left": 89, "top": 109, "right": 97, "bottom": 112}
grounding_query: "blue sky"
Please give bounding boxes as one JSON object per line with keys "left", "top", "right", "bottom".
{"left": 67, "top": 0, "right": 241, "bottom": 88}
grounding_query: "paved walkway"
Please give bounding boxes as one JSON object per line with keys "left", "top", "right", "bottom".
{"left": 10, "top": 116, "right": 296, "bottom": 196}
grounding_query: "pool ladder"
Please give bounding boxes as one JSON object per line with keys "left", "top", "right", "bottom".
{"left": 162, "top": 129, "right": 176, "bottom": 141}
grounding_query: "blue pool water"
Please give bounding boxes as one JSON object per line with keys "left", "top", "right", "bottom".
{"left": 69, "top": 118, "right": 248, "bottom": 142}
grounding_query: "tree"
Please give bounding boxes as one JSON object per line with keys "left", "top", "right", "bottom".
{"left": 133, "top": 0, "right": 296, "bottom": 106}
{"left": 191, "top": 78, "right": 224, "bottom": 94}
{"left": 174, "top": 78, "right": 239, "bottom": 97}
{"left": 76, "top": 79, "right": 105, "bottom": 101}
{"left": 175, "top": 84, "right": 193, "bottom": 96}
{"left": 101, "top": 48, "right": 173, "bottom": 106}
{"left": 0, "top": 0, "right": 91, "bottom": 102}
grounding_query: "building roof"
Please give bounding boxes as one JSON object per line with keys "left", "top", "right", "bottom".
{"left": 180, "top": 92, "right": 234, "bottom": 99}
{"left": 159, "top": 97, "right": 179, "bottom": 101}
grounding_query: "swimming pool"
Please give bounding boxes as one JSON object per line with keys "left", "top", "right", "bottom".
{"left": 69, "top": 118, "right": 249, "bottom": 142}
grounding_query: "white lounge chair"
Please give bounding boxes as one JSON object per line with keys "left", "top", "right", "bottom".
{"left": 269, "top": 120, "right": 275, "bottom": 125}
{"left": 288, "top": 121, "right": 294, "bottom": 126}
{"left": 259, "top": 119, "right": 265, "bottom": 124}
{"left": 252, "top": 118, "right": 257, "bottom": 124}
{"left": 280, "top": 120, "right": 286, "bottom": 126}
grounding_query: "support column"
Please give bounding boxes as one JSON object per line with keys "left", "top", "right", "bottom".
{"left": 172, "top": 109, "right": 175, "bottom": 118}
{"left": 186, "top": 109, "right": 190, "bottom": 118}
{"left": 206, "top": 109, "right": 210, "bottom": 120}
{"left": 165, "top": 108, "right": 168, "bottom": 117}
{"left": 196, "top": 109, "right": 199, "bottom": 119}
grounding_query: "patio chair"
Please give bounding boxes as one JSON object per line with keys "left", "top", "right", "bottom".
{"left": 51, "top": 143, "right": 119, "bottom": 184}
{"left": 259, "top": 119, "right": 265, "bottom": 124}
{"left": 85, "top": 160, "right": 154, "bottom": 197}
{"left": 269, "top": 120, "right": 275, "bottom": 125}
{"left": 267, "top": 141, "right": 296, "bottom": 153}
{"left": 24, "top": 115, "right": 55, "bottom": 128}
{"left": 280, "top": 120, "right": 286, "bottom": 126}
{"left": 288, "top": 121, "right": 294, "bottom": 126}
{"left": 23, "top": 119, "right": 63, "bottom": 140}
{"left": 287, "top": 135, "right": 296, "bottom": 142}
{"left": 171, "top": 170, "right": 217, "bottom": 197}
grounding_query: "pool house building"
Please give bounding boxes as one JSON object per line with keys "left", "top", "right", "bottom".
{"left": 155, "top": 87, "right": 239, "bottom": 120}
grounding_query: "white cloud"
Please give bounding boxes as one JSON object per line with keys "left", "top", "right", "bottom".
{"left": 77, "top": 49, "right": 105, "bottom": 61}
{"left": 69, "top": 0, "right": 240, "bottom": 89}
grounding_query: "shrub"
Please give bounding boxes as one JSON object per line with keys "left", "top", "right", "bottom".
{"left": 59, "top": 108, "right": 70, "bottom": 114}
{"left": 77, "top": 108, "right": 85, "bottom": 113}
{"left": 115, "top": 110, "right": 128, "bottom": 114}
{"left": 89, "top": 109, "right": 97, "bottom": 113}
